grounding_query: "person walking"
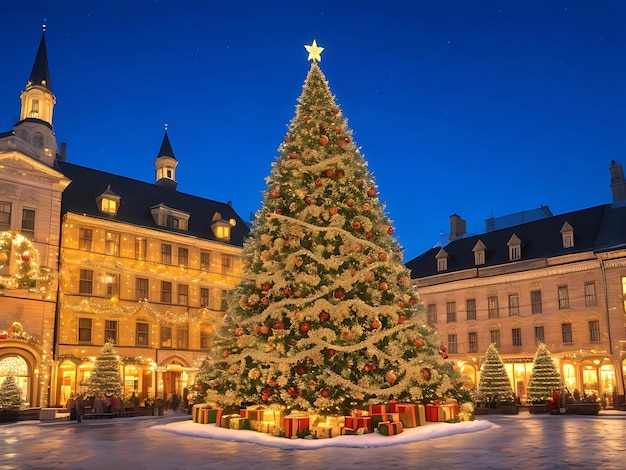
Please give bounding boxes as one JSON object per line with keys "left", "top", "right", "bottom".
{"left": 75, "top": 393, "right": 85, "bottom": 423}
{"left": 66, "top": 393, "right": 77, "bottom": 421}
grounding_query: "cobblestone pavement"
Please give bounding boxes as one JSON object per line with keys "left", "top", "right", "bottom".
{"left": 1, "top": 410, "right": 625, "bottom": 470}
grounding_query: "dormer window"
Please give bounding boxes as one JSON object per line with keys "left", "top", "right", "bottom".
{"left": 96, "top": 185, "right": 121, "bottom": 216}
{"left": 507, "top": 234, "right": 521, "bottom": 261}
{"left": 473, "top": 239, "right": 487, "bottom": 266}
{"left": 150, "top": 204, "right": 189, "bottom": 230}
{"left": 211, "top": 212, "right": 237, "bottom": 241}
{"left": 560, "top": 222, "right": 574, "bottom": 248}
{"left": 435, "top": 248, "right": 448, "bottom": 272}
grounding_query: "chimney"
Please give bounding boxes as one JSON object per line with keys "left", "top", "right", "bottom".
{"left": 449, "top": 214, "right": 466, "bottom": 241}
{"left": 610, "top": 160, "right": 626, "bottom": 203}
{"left": 60, "top": 142, "right": 67, "bottom": 161}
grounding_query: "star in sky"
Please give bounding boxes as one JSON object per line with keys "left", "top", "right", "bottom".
{"left": 304, "top": 39, "right": 324, "bottom": 62}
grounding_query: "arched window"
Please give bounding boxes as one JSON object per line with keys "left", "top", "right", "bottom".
{"left": 32, "top": 132, "right": 44, "bottom": 148}
{"left": 0, "top": 355, "right": 30, "bottom": 406}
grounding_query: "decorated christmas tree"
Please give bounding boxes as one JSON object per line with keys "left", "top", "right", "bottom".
{"left": 526, "top": 343, "right": 562, "bottom": 403}
{"left": 475, "top": 343, "right": 514, "bottom": 405}
{"left": 193, "top": 41, "right": 459, "bottom": 415}
{"left": 85, "top": 341, "right": 123, "bottom": 397}
{"left": 0, "top": 374, "right": 22, "bottom": 411}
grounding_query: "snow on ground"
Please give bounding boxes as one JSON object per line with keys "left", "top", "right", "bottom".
{"left": 153, "top": 419, "right": 495, "bottom": 450}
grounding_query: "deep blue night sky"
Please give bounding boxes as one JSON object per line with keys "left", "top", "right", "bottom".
{"left": 1, "top": 1, "right": 625, "bottom": 260}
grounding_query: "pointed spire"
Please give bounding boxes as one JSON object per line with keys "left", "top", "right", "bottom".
{"left": 28, "top": 28, "right": 52, "bottom": 92}
{"left": 157, "top": 125, "right": 176, "bottom": 160}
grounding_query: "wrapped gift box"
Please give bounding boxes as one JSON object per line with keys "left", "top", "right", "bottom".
{"left": 396, "top": 404, "right": 419, "bottom": 428}
{"left": 345, "top": 416, "right": 372, "bottom": 432}
{"left": 388, "top": 399, "right": 400, "bottom": 413}
{"left": 425, "top": 403, "right": 459, "bottom": 422}
{"left": 192, "top": 404, "right": 212, "bottom": 423}
{"left": 370, "top": 412, "right": 400, "bottom": 429}
{"left": 368, "top": 404, "right": 388, "bottom": 415}
{"left": 229, "top": 417, "right": 250, "bottom": 430}
{"left": 202, "top": 407, "right": 223, "bottom": 424}
{"left": 314, "top": 424, "right": 342, "bottom": 439}
{"left": 219, "top": 413, "right": 240, "bottom": 428}
{"left": 378, "top": 421, "right": 403, "bottom": 436}
{"left": 283, "top": 415, "right": 310, "bottom": 438}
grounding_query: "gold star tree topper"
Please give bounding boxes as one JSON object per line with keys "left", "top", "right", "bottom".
{"left": 304, "top": 39, "right": 324, "bottom": 62}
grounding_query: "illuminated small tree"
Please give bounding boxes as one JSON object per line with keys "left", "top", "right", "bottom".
{"left": 85, "top": 342, "right": 123, "bottom": 397}
{"left": 527, "top": 343, "right": 561, "bottom": 403}
{"left": 475, "top": 343, "right": 514, "bottom": 405}
{"left": 0, "top": 374, "right": 22, "bottom": 411}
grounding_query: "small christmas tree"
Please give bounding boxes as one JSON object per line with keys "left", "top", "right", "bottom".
{"left": 0, "top": 374, "right": 23, "bottom": 411}
{"left": 193, "top": 41, "right": 459, "bottom": 415}
{"left": 526, "top": 343, "right": 561, "bottom": 403}
{"left": 85, "top": 342, "right": 123, "bottom": 397}
{"left": 475, "top": 343, "right": 514, "bottom": 405}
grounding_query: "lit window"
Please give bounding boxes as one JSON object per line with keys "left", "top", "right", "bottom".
{"left": 105, "top": 320, "right": 118, "bottom": 344}
{"left": 200, "top": 288, "right": 210, "bottom": 308}
{"left": 178, "top": 247, "right": 189, "bottom": 267}
{"left": 79, "top": 228, "right": 93, "bottom": 251}
{"left": 135, "top": 237, "right": 147, "bottom": 260}
{"left": 161, "top": 326, "right": 172, "bottom": 348}
{"left": 200, "top": 252, "right": 211, "bottom": 271}
{"left": 177, "top": 284, "right": 189, "bottom": 305}
{"left": 79, "top": 269, "right": 93, "bottom": 294}
{"left": 161, "top": 281, "right": 172, "bottom": 303}
{"left": 96, "top": 185, "right": 120, "bottom": 215}
{"left": 177, "top": 327, "right": 188, "bottom": 349}
{"left": 222, "top": 255, "right": 233, "bottom": 275}
{"left": 136, "top": 278, "right": 149, "bottom": 301}
{"left": 105, "top": 231, "right": 120, "bottom": 256}
{"left": 105, "top": 273, "right": 120, "bottom": 297}
{"left": 29, "top": 99, "right": 40, "bottom": 118}
{"left": 161, "top": 244, "right": 172, "bottom": 264}
{"left": 101, "top": 198, "right": 117, "bottom": 214}
{"left": 488, "top": 296, "right": 499, "bottom": 318}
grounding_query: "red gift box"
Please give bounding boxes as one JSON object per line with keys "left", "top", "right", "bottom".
{"left": 378, "top": 421, "right": 403, "bottom": 436}
{"left": 283, "top": 416, "right": 310, "bottom": 438}
{"left": 425, "top": 404, "right": 440, "bottom": 422}
{"left": 345, "top": 416, "right": 372, "bottom": 432}
{"left": 389, "top": 399, "right": 400, "bottom": 413}
{"left": 368, "top": 403, "right": 388, "bottom": 414}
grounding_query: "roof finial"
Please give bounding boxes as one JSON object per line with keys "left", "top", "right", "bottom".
{"left": 42, "top": 19, "right": 47, "bottom": 33}
{"left": 164, "top": 123, "right": 169, "bottom": 132}
{"left": 304, "top": 39, "right": 324, "bottom": 62}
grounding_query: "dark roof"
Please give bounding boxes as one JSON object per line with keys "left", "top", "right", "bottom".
{"left": 406, "top": 204, "right": 625, "bottom": 279}
{"left": 157, "top": 131, "right": 176, "bottom": 160}
{"left": 29, "top": 32, "right": 52, "bottom": 92}
{"left": 54, "top": 160, "right": 249, "bottom": 247}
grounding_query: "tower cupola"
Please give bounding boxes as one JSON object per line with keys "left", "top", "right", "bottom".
{"left": 154, "top": 128, "right": 178, "bottom": 189}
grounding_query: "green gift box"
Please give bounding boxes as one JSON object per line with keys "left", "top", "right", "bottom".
{"left": 229, "top": 417, "right": 250, "bottom": 430}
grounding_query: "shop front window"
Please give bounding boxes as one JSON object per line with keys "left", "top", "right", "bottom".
{"left": 562, "top": 363, "right": 577, "bottom": 392}
{"left": 0, "top": 355, "right": 30, "bottom": 406}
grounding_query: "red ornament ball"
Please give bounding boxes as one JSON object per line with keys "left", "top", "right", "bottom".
{"left": 21, "top": 251, "right": 30, "bottom": 262}
{"left": 221, "top": 349, "right": 230, "bottom": 358}
{"left": 321, "top": 389, "right": 330, "bottom": 398}
{"left": 289, "top": 152, "right": 298, "bottom": 159}
{"left": 300, "top": 322, "right": 311, "bottom": 334}
{"left": 367, "top": 188, "right": 377, "bottom": 197}
{"left": 346, "top": 198, "right": 355, "bottom": 207}
{"left": 352, "top": 221, "right": 361, "bottom": 230}
{"left": 296, "top": 365, "right": 307, "bottom": 375}
{"left": 319, "top": 135, "right": 329, "bottom": 145}
{"left": 387, "top": 226, "right": 394, "bottom": 235}
{"left": 334, "top": 289, "right": 345, "bottom": 300}
{"left": 319, "top": 310, "right": 330, "bottom": 322}
{"left": 326, "top": 169, "right": 334, "bottom": 177}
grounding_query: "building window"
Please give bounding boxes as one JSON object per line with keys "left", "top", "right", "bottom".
{"left": 222, "top": 255, "right": 233, "bottom": 275}
{"left": 0, "top": 202, "right": 11, "bottom": 229}
{"left": 588, "top": 320, "right": 601, "bottom": 342}
{"left": 79, "top": 228, "right": 93, "bottom": 251}
{"left": 512, "top": 327, "right": 522, "bottom": 346}
{"left": 488, "top": 296, "right": 499, "bottom": 318}
{"left": 105, "top": 320, "right": 118, "bottom": 344}
{"left": 177, "top": 284, "right": 189, "bottom": 305}
{"left": 558, "top": 286, "right": 570, "bottom": 310}
{"left": 161, "top": 326, "right": 172, "bottom": 348}
{"left": 161, "top": 281, "right": 172, "bottom": 303}
{"left": 32, "top": 132, "right": 43, "bottom": 148}
{"left": 510, "top": 246, "right": 520, "bottom": 260}
{"left": 136, "top": 322, "right": 149, "bottom": 346}
{"left": 427, "top": 304, "right": 437, "bottom": 324}
{"left": 221, "top": 290, "right": 230, "bottom": 311}
{"left": 531, "top": 290, "right": 542, "bottom": 314}
{"left": 437, "top": 257, "right": 447, "bottom": 272}
{"left": 78, "top": 318, "right": 92, "bottom": 343}
{"left": 508, "top": 235, "right": 522, "bottom": 261}
{"left": 135, "top": 237, "right": 147, "bottom": 260}
{"left": 490, "top": 330, "right": 501, "bottom": 348}
{"left": 105, "top": 231, "right": 120, "bottom": 256}
{"left": 584, "top": 282, "right": 597, "bottom": 307}
{"left": 200, "top": 251, "right": 211, "bottom": 271}
{"left": 466, "top": 298, "right": 476, "bottom": 320}
{"left": 105, "top": 273, "right": 120, "bottom": 297}
{"left": 446, "top": 302, "right": 456, "bottom": 323}
{"left": 21, "top": 209, "right": 35, "bottom": 237}
{"left": 178, "top": 247, "right": 189, "bottom": 267}
{"left": 468, "top": 332, "right": 478, "bottom": 353}
{"left": 447, "top": 334, "right": 457, "bottom": 354}
{"left": 161, "top": 244, "right": 172, "bottom": 264}
{"left": 166, "top": 215, "right": 180, "bottom": 229}
{"left": 200, "top": 288, "right": 210, "bottom": 308}
{"left": 79, "top": 269, "right": 93, "bottom": 294}
{"left": 563, "top": 233, "right": 573, "bottom": 248}
{"left": 136, "top": 277, "right": 149, "bottom": 301}
{"left": 508, "top": 294, "right": 520, "bottom": 316}
{"left": 100, "top": 198, "right": 118, "bottom": 214}
{"left": 29, "top": 99, "right": 40, "bottom": 118}
{"left": 534, "top": 326, "right": 545, "bottom": 345}
{"left": 177, "top": 327, "right": 189, "bottom": 349}
{"left": 200, "top": 326, "right": 211, "bottom": 349}
{"left": 561, "top": 322, "right": 573, "bottom": 344}
{"left": 474, "top": 251, "right": 484, "bottom": 266}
